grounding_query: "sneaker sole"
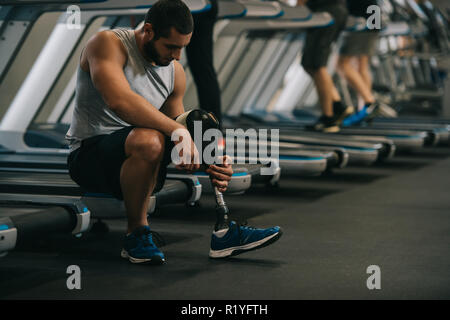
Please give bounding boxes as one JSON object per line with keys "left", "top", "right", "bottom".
{"left": 308, "top": 106, "right": 354, "bottom": 133}
{"left": 307, "top": 125, "right": 340, "bottom": 133}
{"left": 208, "top": 228, "right": 283, "bottom": 259}
{"left": 121, "top": 249, "right": 165, "bottom": 265}
{"left": 322, "top": 125, "right": 340, "bottom": 133}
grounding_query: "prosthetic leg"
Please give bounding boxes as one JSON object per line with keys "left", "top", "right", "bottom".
{"left": 175, "top": 109, "right": 230, "bottom": 231}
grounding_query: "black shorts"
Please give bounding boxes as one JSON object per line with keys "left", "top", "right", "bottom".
{"left": 302, "top": 3, "right": 349, "bottom": 71}
{"left": 67, "top": 126, "right": 173, "bottom": 200}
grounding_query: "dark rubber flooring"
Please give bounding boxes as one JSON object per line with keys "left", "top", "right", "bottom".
{"left": 1, "top": 147, "right": 450, "bottom": 299}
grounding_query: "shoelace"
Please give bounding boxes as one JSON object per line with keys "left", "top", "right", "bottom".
{"left": 140, "top": 229, "right": 166, "bottom": 248}
{"left": 151, "top": 230, "right": 166, "bottom": 247}
{"left": 233, "top": 220, "right": 257, "bottom": 244}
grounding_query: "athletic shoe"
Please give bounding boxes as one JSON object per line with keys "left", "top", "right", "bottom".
{"left": 209, "top": 221, "right": 283, "bottom": 258}
{"left": 379, "top": 102, "right": 398, "bottom": 118}
{"left": 333, "top": 104, "right": 355, "bottom": 124}
{"left": 306, "top": 106, "right": 353, "bottom": 133}
{"left": 121, "top": 226, "right": 165, "bottom": 264}
{"left": 365, "top": 102, "right": 380, "bottom": 121}
{"left": 368, "top": 101, "right": 398, "bottom": 119}
{"left": 307, "top": 104, "right": 354, "bottom": 132}
{"left": 307, "top": 115, "right": 341, "bottom": 133}
{"left": 342, "top": 107, "right": 368, "bottom": 126}
{"left": 343, "top": 101, "right": 389, "bottom": 126}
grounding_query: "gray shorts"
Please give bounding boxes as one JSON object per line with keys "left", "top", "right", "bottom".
{"left": 340, "top": 31, "right": 379, "bottom": 56}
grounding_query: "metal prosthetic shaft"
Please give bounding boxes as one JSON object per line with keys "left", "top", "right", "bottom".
{"left": 213, "top": 185, "right": 229, "bottom": 231}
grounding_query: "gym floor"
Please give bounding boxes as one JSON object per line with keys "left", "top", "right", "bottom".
{"left": 1, "top": 147, "right": 450, "bottom": 300}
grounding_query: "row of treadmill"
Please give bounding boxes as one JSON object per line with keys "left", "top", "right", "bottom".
{"left": 0, "top": 0, "right": 449, "bottom": 257}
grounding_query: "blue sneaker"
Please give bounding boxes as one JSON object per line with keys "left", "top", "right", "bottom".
{"left": 209, "top": 221, "right": 283, "bottom": 258}
{"left": 121, "top": 226, "right": 165, "bottom": 264}
{"left": 342, "top": 107, "right": 368, "bottom": 126}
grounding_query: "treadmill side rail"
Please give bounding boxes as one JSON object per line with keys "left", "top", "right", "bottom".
{"left": 165, "top": 174, "right": 203, "bottom": 203}
{"left": 73, "top": 210, "right": 91, "bottom": 235}
{"left": 0, "top": 193, "right": 91, "bottom": 235}
{"left": 0, "top": 217, "right": 17, "bottom": 257}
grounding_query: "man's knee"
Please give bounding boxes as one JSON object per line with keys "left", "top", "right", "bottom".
{"left": 125, "top": 128, "right": 166, "bottom": 163}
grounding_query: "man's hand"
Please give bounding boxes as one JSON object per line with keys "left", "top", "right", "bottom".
{"left": 173, "top": 127, "right": 200, "bottom": 173}
{"left": 205, "top": 156, "right": 233, "bottom": 193}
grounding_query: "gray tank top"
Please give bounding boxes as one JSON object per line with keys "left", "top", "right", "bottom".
{"left": 66, "top": 28, "right": 175, "bottom": 151}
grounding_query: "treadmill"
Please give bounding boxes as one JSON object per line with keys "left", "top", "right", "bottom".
{"left": 220, "top": 11, "right": 430, "bottom": 155}
{"left": 227, "top": 121, "right": 386, "bottom": 166}
{"left": 212, "top": 8, "right": 393, "bottom": 166}
{"left": 0, "top": 193, "right": 90, "bottom": 257}
{"left": 0, "top": 1, "right": 313, "bottom": 182}
{"left": 204, "top": 3, "right": 351, "bottom": 171}
{"left": 0, "top": 2, "right": 326, "bottom": 189}
{"left": 252, "top": 111, "right": 428, "bottom": 151}
{"left": 333, "top": 4, "right": 450, "bottom": 146}
{"left": 3, "top": 0, "right": 283, "bottom": 191}
{"left": 0, "top": 0, "right": 210, "bottom": 84}
{"left": 0, "top": 0, "right": 214, "bottom": 255}
{"left": 0, "top": 0, "right": 114, "bottom": 258}
{"left": 361, "top": 1, "right": 450, "bottom": 146}
{"left": 0, "top": 0, "right": 255, "bottom": 194}
{"left": 0, "top": 0, "right": 214, "bottom": 198}
{"left": 0, "top": 1, "right": 213, "bottom": 251}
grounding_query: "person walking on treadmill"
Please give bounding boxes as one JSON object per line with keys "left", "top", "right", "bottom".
{"left": 338, "top": 0, "right": 383, "bottom": 126}
{"left": 185, "top": 0, "right": 223, "bottom": 124}
{"left": 66, "top": 0, "right": 282, "bottom": 265}
{"left": 298, "top": 0, "right": 354, "bottom": 132}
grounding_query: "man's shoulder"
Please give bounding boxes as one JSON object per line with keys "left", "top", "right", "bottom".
{"left": 85, "top": 30, "right": 127, "bottom": 60}
{"left": 89, "top": 30, "right": 122, "bottom": 48}
{"left": 173, "top": 60, "right": 185, "bottom": 77}
{"left": 173, "top": 60, "right": 183, "bottom": 70}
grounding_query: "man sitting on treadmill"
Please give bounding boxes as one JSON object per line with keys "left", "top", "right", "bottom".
{"left": 65, "top": 0, "right": 282, "bottom": 265}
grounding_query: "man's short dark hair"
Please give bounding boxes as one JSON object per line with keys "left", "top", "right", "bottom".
{"left": 145, "top": 0, "right": 194, "bottom": 39}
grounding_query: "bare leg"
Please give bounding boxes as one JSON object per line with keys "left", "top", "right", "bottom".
{"left": 311, "top": 67, "right": 341, "bottom": 117}
{"left": 120, "top": 128, "right": 165, "bottom": 234}
{"left": 338, "top": 55, "right": 375, "bottom": 104}
{"left": 358, "top": 55, "right": 373, "bottom": 92}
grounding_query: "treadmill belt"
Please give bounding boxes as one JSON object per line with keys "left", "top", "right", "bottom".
{"left": 0, "top": 171, "right": 82, "bottom": 196}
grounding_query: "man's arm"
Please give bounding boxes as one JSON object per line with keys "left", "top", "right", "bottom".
{"left": 159, "top": 60, "right": 186, "bottom": 119}
{"left": 159, "top": 59, "right": 233, "bottom": 188}
{"left": 85, "top": 31, "right": 184, "bottom": 136}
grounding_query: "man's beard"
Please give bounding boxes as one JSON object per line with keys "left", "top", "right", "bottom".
{"left": 143, "top": 40, "right": 170, "bottom": 66}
